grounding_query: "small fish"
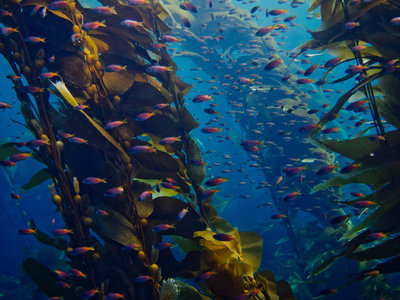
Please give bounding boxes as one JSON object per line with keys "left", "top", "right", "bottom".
{"left": 193, "top": 94, "right": 212, "bottom": 103}
{"left": 296, "top": 78, "right": 315, "bottom": 84}
{"left": 317, "top": 164, "right": 338, "bottom": 176}
{"left": 70, "top": 268, "right": 87, "bottom": 278}
{"left": 0, "top": 102, "right": 11, "bottom": 109}
{"left": 299, "top": 124, "right": 319, "bottom": 132}
{"left": 138, "top": 190, "right": 152, "bottom": 202}
{"left": 179, "top": 1, "right": 198, "bottom": 13}
{"left": 10, "top": 152, "right": 31, "bottom": 162}
{"left": 129, "top": 145, "right": 156, "bottom": 154}
{"left": 25, "top": 36, "right": 46, "bottom": 43}
{"left": 135, "top": 275, "right": 152, "bottom": 283}
{"left": 24, "top": 86, "right": 45, "bottom": 93}
{"left": 322, "top": 127, "right": 340, "bottom": 134}
{"left": 10, "top": 193, "right": 21, "bottom": 200}
{"left": 345, "top": 65, "right": 366, "bottom": 74}
{"left": 354, "top": 200, "right": 375, "bottom": 208}
{"left": 350, "top": 192, "right": 365, "bottom": 198}
{"left": 96, "top": 209, "right": 109, "bottom": 216}
{"left": 19, "top": 228, "right": 36, "bottom": 235}
{"left": 150, "top": 43, "right": 166, "bottom": 50}
{"left": 83, "top": 21, "right": 106, "bottom": 30}
{"left": 73, "top": 104, "right": 89, "bottom": 110}
{"left": 105, "top": 64, "right": 127, "bottom": 72}
{"left": 106, "top": 293, "right": 125, "bottom": 299}
{"left": 68, "top": 137, "right": 88, "bottom": 144}
{"left": 104, "top": 120, "right": 127, "bottom": 129}
{"left": 153, "top": 103, "right": 169, "bottom": 110}
{"left": 154, "top": 242, "right": 174, "bottom": 250}
{"left": 204, "top": 108, "right": 219, "bottom": 115}
{"left": 177, "top": 207, "right": 188, "bottom": 221}
{"left": 189, "top": 159, "right": 207, "bottom": 166}
{"left": 250, "top": 5, "right": 259, "bottom": 13}
{"left": 367, "top": 232, "right": 387, "bottom": 241}
{"left": 346, "top": 99, "right": 368, "bottom": 110}
{"left": 283, "top": 166, "right": 307, "bottom": 176}
{"left": 121, "top": 19, "right": 142, "bottom": 27}
{"left": 340, "top": 163, "right": 361, "bottom": 174}
{"left": 146, "top": 65, "right": 173, "bottom": 73}
{"left": 128, "top": 0, "right": 149, "bottom": 5}
{"left": 205, "top": 177, "right": 228, "bottom": 187}
{"left": 199, "top": 189, "right": 219, "bottom": 200}
{"left": 135, "top": 112, "right": 155, "bottom": 121}
{"left": 152, "top": 224, "right": 175, "bottom": 232}
{"left": 83, "top": 289, "right": 99, "bottom": 298}
{"left": 330, "top": 214, "right": 351, "bottom": 225}
{"left": 284, "top": 16, "right": 297, "bottom": 22}
{"left": 83, "top": 177, "right": 107, "bottom": 185}
{"left": 275, "top": 176, "right": 283, "bottom": 186}
{"left": 159, "top": 137, "right": 181, "bottom": 145}
{"left": 256, "top": 26, "right": 276, "bottom": 36}
{"left": 48, "top": 0, "right": 70, "bottom": 10}
{"left": 270, "top": 214, "right": 287, "bottom": 219}
{"left": 283, "top": 191, "right": 301, "bottom": 201}
{"left": 264, "top": 59, "right": 283, "bottom": 71}
{"left": 369, "top": 135, "right": 385, "bottom": 141}
{"left": 195, "top": 271, "right": 216, "bottom": 282}
{"left": 213, "top": 233, "right": 234, "bottom": 241}
{"left": 201, "top": 127, "right": 222, "bottom": 134}
{"left": 0, "top": 9, "right": 12, "bottom": 16}
{"left": 344, "top": 21, "right": 360, "bottom": 30}
{"left": 181, "top": 17, "right": 191, "bottom": 28}
{"left": 237, "top": 77, "right": 254, "bottom": 84}
{"left": 0, "top": 160, "right": 15, "bottom": 167}
{"left": 54, "top": 270, "right": 69, "bottom": 279}
{"left": 93, "top": 6, "right": 117, "bottom": 15}
{"left": 390, "top": 17, "right": 400, "bottom": 25}
{"left": 304, "top": 63, "right": 319, "bottom": 76}
{"left": 122, "top": 243, "right": 141, "bottom": 251}
{"left": 324, "top": 57, "right": 342, "bottom": 68}
{"left": 307, "top": 109, "right": 320, "bottom": 114}
{"left": 351, "top": 45, "right": 367, "bottom": 51}
{"left": 1, "top": 27, "right": 18, "bottom": 36}
{"left": 56, "top": 281, "right": 70, "bottom": 289}
{"left": 320, "top": 288, "right": 337, "bottom": 296}
{"left": 40, "top": 72, "right": 59, "bottom": 79}
{"left": 70, "top": 246, "right": 95, "bottom": 256}
{"left": 161, "top": 35, "right": 181, "bottom": 43}
{"left": 269, "top": 9, "right": 289, "bottom": 15}
{"left": 104, "top": 186, "right": 124, "bottom": 197}
{"left": 53, "top": 228, "right": 73, "bottom": 235}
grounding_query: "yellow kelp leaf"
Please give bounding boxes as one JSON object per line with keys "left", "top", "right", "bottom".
{"left": 51, "top": 81, "right": 130, "bottom": 163}
{"left": 143, "top": 133, "right": 173, "bottom": 153}
{"left": 194, "top": 229, "right": 241, "bottom": 262}
{"left": 133, "top": 178, "right": 178, "bottom": 197}
{"left": 48, "top": 9, "right": 73, "bottom": 23}
{"left": 307, "top": 0, "right": 323, "bottom": 12}
{"left": 239, "top": 232, "right": 263, "bottom": 272}
{"left": 209, "top": 216, "right": 235, "bottom": 235}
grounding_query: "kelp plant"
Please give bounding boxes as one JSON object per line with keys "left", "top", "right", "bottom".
{"left": 300, "top": 0, "right": 400, "bottom": 293}
{"left": 0, "top": 0, "right": 295, "bottom": 299}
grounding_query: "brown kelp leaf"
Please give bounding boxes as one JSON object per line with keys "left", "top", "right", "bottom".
{"left": 239, "top": 232, "right": 263, "bottom": 272}
{"left": 57, "top": 55, "right": 92, "bottom": 88}
{"left": 255, "top": 271, "right": 279, "bottom": 300}
{"left": 51, "top": 81, "right": 131, "bottom": 163}
{"left": 92, "top": 208, "right": 142, "bottom": 247}
{"left": 23, "top": 258, "right": 70, "bottom": 298}
{"left": 172, "top": 235, "right": 202, "bottom": 253}
{"left": 276, "top": 280, "right": 295, "bottom": 300}
{"left": 0, "top": 142, "right": 20, "bottom": 160}
{"left": 22, "top": 168, "right": 52, "bottom": 191}
{"left": 135, "top": 197, "right": 154, "bottom": 219}
{"left": 209, "top": 216, "right": 235, "bottom": 235}
{"left": 180, "top": 107, "right": 200, "bottom": 132}
{"left": 186, "top": 137, "right": 206, "bottom": 186}
{"left": 29, "top": 219, "right": 68, "bottom": 250}
{"left": 102, "top": 70, "right": 136, "bottom": 96}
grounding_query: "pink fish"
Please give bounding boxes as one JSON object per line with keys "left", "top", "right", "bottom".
{"left": 135, "top": 275, "right": 152, "bottom": 283}
{"left": 345, "top": 65, "right": 366, "bottom": 73}
{"left": 152, "top": 224, "right": 175, "bottom": 232}
{"left": 177, "top": 207, "right": 188, "bottom": 221}
{"left": 25, "top": 36, "right": 46, "bottom": 43}
{"left": 135, "top": 112, "right": 155, "bottom": 121}
{"left": 324, "top": 57, "right": 342, "bottom": 68}
{"left": 68, "top": 137, "right": 88, "bottom": 144}
{"left": 27, "top": 139, "right": 49, "bottom": 147}
{"left": 344, "top": 21, "right": 360, "bottom": 30}
{"left": 1, "top": 27, "right": 18, "bottom": 36}
{"left": 146, "top": 65, "right": 173, "bottom": 73}
{"left": 159, "top": 137, "right": 181, "bottom": 145}
{"left": 189, "top": 159, "right": 207, "bottom": 166}
{"left": 74, "top": 104, "right": 89, "bottom": 110}
{"left": 201, "top": 127, "right": 222, "bottom": 134}
{"left": 283, "top": 191, "right": 301, "bottom": 201}
{"left": 213, "top": 233, "right": 234, "bottom": 241}
{"left": 83, "top": 21, "right": 106, "bottom": 30}
{"left": 121, "top": 19, "right": 142, "bottom": 27}
{"left": 96, "top": 209, "right": 109, "bottom": 216}
{"left": 390, "top": 17, "right": 400, "bottom": 25}
{"left": 70, "top": 268, "right": 87, "bottom": 278}
{"left": 179, "top": 1, "right": 198, "bottom": 12}
{"left": 193, "top": 94, "right": 212, "bottom": 103}
{"left": 70, "top": 246, "right": 95, "bottom": 256}
{"left": 10, "top": 153, "right": 31, "bottom": 162}
{"left": 104, "top": 120, "right": 127, "bottom": 129}
{"left": 19, "top": 228, "right": 36, "bottom": 235}
{"left": 129, "top": 145, "right": 156, "bottom": 154}
{"left": 105, "top": 64, "right": 127, "bottom": 72}
{"left": 104, "top": 186, "right": 124, "bottom": 197}
{"left": 82, "top": 177, "right": 107, "bottom": 184}
{"left": 154, "top": 242, "right": 174, "bottom": 250}
{"left": 161, "top": 35, "right": 181, "bottom": 43}
{"left": 138, "top": 191, "right": 152, "bottom": 202}
{"left": 296, "top": 78, "right": 315, "bottom": 84}
{"left": 195, "top": 271, "right": 216, "bottom": 282}
{"left": 93, "top": 6, "right": 117, "bottom": 15}
{"left": 0, "top": 101, "right": 11, "bottom": 109}
{"left": 53, "top": 228, "right": 73, "bottom": 235}
{"left": 264, "top": 59, "right": 282, "bottom": 70}
{"left": 153, "top": 103, "right": 169, "bottom": 110}
{"left": 317, "top": 165, "right": 338, "bottom": 175}
{"left": 54, "top": 270, "right": 69, "bottom": 279}
{"left": 199, "top": 189, "right": 219, "bottom": 200}
{"left": 270, "top": 214, "right": 287, "bottom": 219}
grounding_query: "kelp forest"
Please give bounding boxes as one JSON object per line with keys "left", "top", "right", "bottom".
{"left": 0, "top": 0, "right": 399, "bottom": 299}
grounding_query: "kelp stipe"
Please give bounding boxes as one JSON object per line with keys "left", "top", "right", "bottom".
{"left": 0, "top": 0, "right": 295, "bottom": 299}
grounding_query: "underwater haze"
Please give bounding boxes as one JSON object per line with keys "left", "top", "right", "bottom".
{"left": 0, "top": 0, "right": 400, "bottom": 299}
